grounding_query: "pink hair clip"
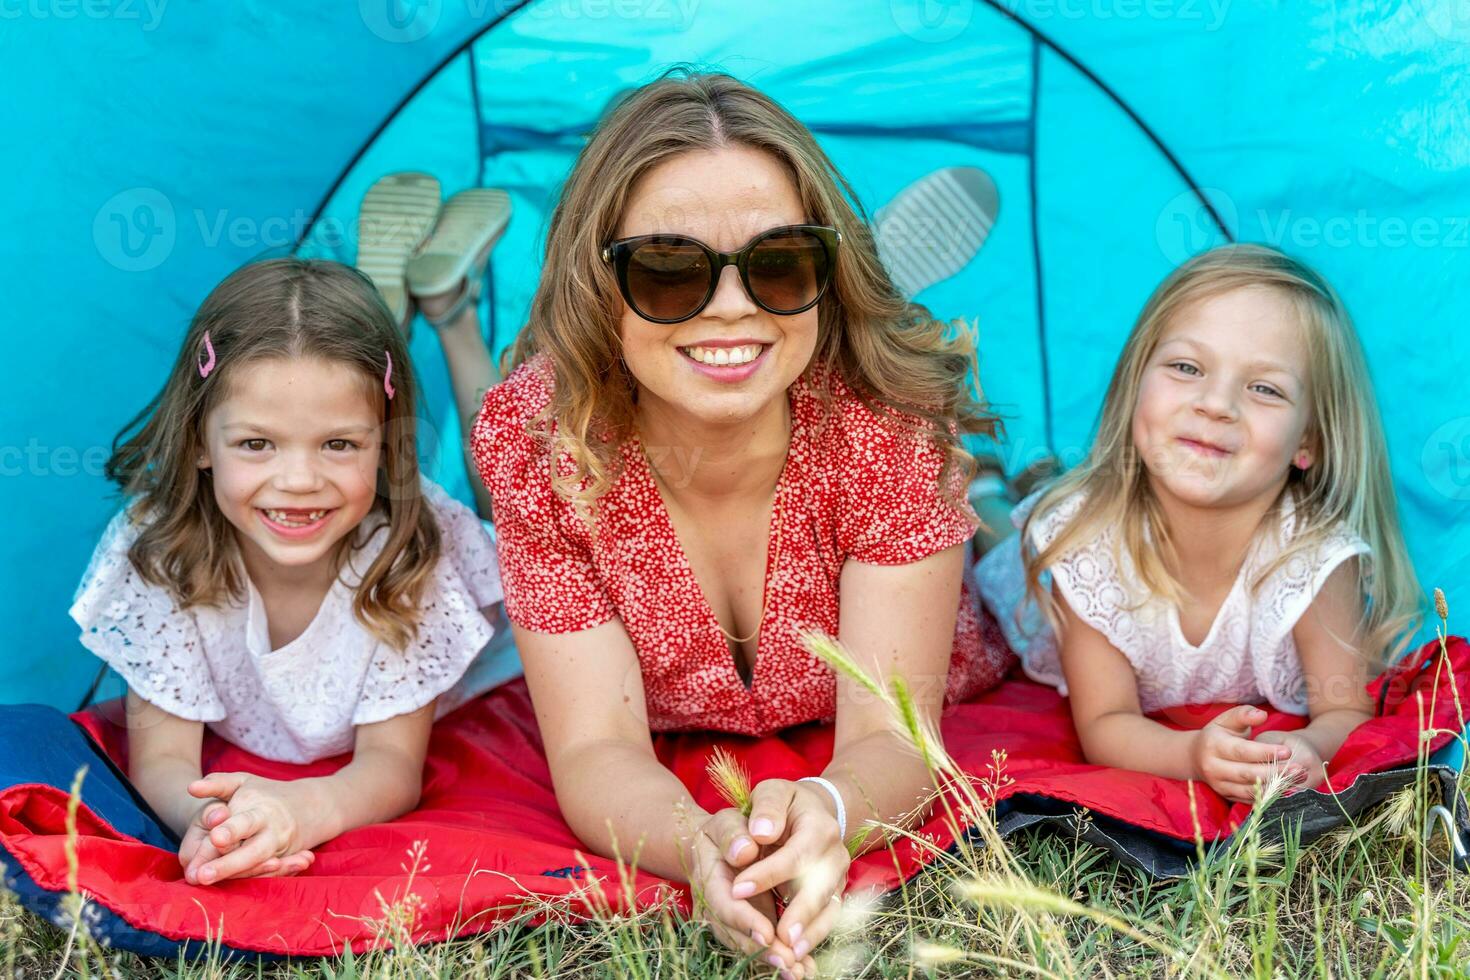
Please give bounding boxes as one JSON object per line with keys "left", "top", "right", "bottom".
{"left": 383, "top": 350, "right": 396, "bottom": 400}
{"left": 198, "top": 331, "right": 216, "bottom": 379}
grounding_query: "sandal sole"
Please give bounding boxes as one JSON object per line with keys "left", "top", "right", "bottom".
{"left": 356, "top": 172, "right": 443, "bottom": 327}
{"left": 406, "top": 188, "right": 512, "bottom": 297}
{"left": 874, "top": 166, "right": 999, "bottom": 299}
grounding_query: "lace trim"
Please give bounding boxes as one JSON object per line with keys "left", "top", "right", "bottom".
{"left": 976, "top": 486, "right": 1372, "bottom": 715}
{"left": 71, "top": 478, "right": 505, "bottom": 760}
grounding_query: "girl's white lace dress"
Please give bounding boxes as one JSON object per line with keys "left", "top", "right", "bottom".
{"left": 974, "top": 487, "right": 1370, "bottom": 715}
{"left": 70, "top": 477, "right": 516, "bottom": 763}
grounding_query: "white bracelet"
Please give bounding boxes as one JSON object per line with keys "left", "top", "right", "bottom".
{"left": 798, "top": 776, "right": 847, "bottom": 840}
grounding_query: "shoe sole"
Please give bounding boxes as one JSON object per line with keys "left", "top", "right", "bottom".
{"left": 356, "top": 172, "right": 443, "bottom": 328}
{"left": 406, "top": 188, "right": 512, "bottom": 297}
{"left": 875, "top": 166, "right": 1000, "bottom": 299}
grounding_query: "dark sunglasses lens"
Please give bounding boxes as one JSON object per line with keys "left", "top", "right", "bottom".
{"left": 747, "top": 229, "right": 829, "bottom": 313}
{"left": 625, "top": 240, "right": 711, "bottom": 321}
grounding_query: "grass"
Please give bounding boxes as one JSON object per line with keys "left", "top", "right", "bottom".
{"left": 4, "top": 602, "right": 1468, "bottom": 978}
{"left": 5, "top": 768, "right": 1470, "bottom": 977}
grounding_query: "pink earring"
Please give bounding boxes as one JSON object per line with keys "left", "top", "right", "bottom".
{"left": 197, "top": 331, "right": 216, "bottom": 379}
{"left": 1294, "top": 451, "right": 1311, "bottom": 470}
{"left": 383, "top": 350, "right": 396, "bottom": 400}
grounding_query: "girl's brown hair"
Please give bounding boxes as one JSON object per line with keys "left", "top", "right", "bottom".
{"left": 505, "top": 68, "right": 997, "bottom": 513}
{"left": 1022, "top": 244, "right": 1423, "bottom": 668}
{"left": 105, "top": 257, "right": 440, "bottom": 651}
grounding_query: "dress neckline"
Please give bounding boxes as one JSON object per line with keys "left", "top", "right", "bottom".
{"left": 1158, "top": 503, "right": 1279, "bottom": 654}
{"left": 627, "top": 383, "right": 804, "bottom": 692}
{"left": 243, "top": 573, "right": 342, "bottom": 658}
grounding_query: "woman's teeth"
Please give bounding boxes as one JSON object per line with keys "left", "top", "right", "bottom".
{"left": 263, "top": 509, "right": 328, "bottom": 526}
{"left": 681, "top": 344, "right": 763, "bottom": 367}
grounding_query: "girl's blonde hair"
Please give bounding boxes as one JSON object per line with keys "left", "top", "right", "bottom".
{"left": 105, "top": 257, "right": 440, "bottom": 651}
{"left": 1022, "top": 244, "right": 1422, "bottom": 668}
{"left": 504, "top": 68, "right": 996, "bottom": 513}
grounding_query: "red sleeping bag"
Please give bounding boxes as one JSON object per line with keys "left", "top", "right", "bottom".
{"left": 1, "top": 636, "right": 1465, "bottom": 958}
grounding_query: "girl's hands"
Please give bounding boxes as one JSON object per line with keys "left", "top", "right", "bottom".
{"left": 178, "top": 798, "right": 232, "bottom": 877}
{"left": 1253, "top": 730, "right": 1324, "bottom": 790}
{"left": 730, "top": 779, "right": 851, "bottom": 968}
{"left": 691, "top": 808, "right": 813, "bottom": 977}
{"left": 180, "top": 773, "right": 316, "bottom": 885}
{"left": 1190, "top": 705, "right": 1296, "bottom": 803}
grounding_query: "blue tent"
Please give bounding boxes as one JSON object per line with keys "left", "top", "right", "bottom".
{"left": 3, "top": 0, "right": 1468, "bottom": 717}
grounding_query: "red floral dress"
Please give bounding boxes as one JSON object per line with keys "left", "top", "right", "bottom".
{"left": 470, "top": 354, "right": 1015, "bottom": 737}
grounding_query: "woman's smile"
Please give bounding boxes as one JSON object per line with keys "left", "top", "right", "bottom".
{"left": 677, "top": 340, "right": 775, "bottom": 383}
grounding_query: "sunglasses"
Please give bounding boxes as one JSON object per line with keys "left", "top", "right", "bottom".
{"left": 601, "top": 224, "right": 841, "bottom": 324}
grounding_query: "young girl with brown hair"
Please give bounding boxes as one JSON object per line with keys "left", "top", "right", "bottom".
{"left": 71, "top": 257, "right": 505, "bottom": 887}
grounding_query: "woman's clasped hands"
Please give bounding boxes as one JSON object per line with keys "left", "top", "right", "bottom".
{"left": 691, "top": 778, "right": 853, "bottom": 978}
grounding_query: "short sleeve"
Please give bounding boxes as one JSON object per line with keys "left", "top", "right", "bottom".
{"left": 68, "top": 506, "right": 226, "bottom": 722}
{"left": 469, "top": 360, "right": 617, "bottom": 634}
{"left": 1253, "top": 522, "right": 1373, "bottom": 657}
{"left": 351, "top": 478, "right": 505, "bottom": 725}
{"left": 420, "top": 476, "right": 503, "bottom": 609}
{"left": 837, "top": 403, "right": 979, "bottom": 565}
{"left": 1022, "top": 488, "right": 1143, "bottom": 657}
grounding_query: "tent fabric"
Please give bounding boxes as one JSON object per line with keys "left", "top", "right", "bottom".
{"left": 2, "top": 636, "right": 1466, "bottom": 960}
{"left": 3, "top": 1, "right": 1468, "bottom": 710}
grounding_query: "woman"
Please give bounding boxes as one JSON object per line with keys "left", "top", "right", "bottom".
{"left": 444, "top": 71, "right": 1013, "bottom": 976}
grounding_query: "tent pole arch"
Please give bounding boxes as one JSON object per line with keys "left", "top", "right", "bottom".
{"left": 297, "top": 0, "right": 1235, "bottom": 256}
{"left": 295, "top": 0, "right": 539, "bottom": 251}
{"left": 978, "top": 0, "right": 1233, "bottom": 240}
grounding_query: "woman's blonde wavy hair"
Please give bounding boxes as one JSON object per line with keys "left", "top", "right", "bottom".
{"left": 105, "top": 257, "right": 441, "bottom": 651}
{"left": 504, "top": 68, "right": 997, "bottom": 515}
{"left": 1022, "top": 243, "right": 1423, "bottom": 669}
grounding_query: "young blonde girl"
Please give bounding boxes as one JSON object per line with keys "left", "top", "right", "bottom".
{"left": 70, "top": 258, "right": 506, "bottom": 884}
{"left": 977, "top": 244, "right": 1423, "bottom": 803}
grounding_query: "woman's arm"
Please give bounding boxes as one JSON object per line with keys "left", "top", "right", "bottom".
{"left": 515, "top": 616, "right": 708, "bottom": 880}
{"left": 513, "top": 615, "right": 807, "bottom": 971}
{"left": 823, "top": 542, "right": 969, "bottom": 851}
{"left": 726, "top": 543, "right": 969, "bottom": 960}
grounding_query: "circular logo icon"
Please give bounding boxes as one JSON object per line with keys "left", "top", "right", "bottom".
{"left": 1424, "top": 0, "right": 1470, "bottom": 44}
{"left": 93, "top": 187, "right": 176, "bottom": 272}
{"left": 890, "top": 0, "right": 973, "bottom": 43}
{"left": 359, "top": 0, "right": 441, "bottom": 43}
{"left": 1422, "top": 416, "right": 1470, "bottom": 501}
{"left": 358, "top": 868, "right": 446, "bottom": 925}
{"left": 1155, "top": 187, "right": 1238, "bottom": 266}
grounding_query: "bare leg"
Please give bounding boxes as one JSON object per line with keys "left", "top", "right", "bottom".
{"left": 971, "top": 493, "right": 1017, "bottom": 561}
{"left": 968, "top": 460, "right": 1014, "bottom": 563}
{"left": 416, "top": 289, "right": 498, "bottom": 520}
{"left": 970, "top": 453, "right": 1063, "bottom": 562}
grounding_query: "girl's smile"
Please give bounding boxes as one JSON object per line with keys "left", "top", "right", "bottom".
{"left": 256, "top": 507, "right": 338, "bottom": 539}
